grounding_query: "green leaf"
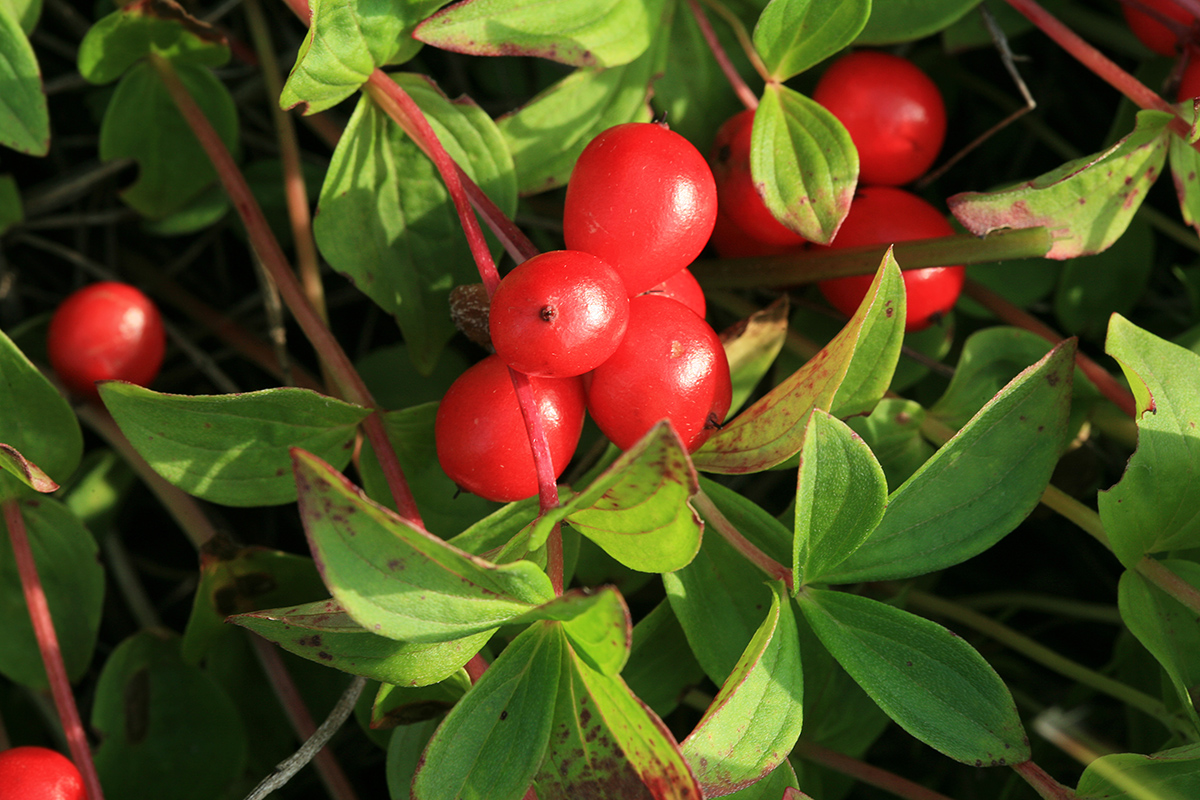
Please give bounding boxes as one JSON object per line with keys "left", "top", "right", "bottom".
{"left": 752, "top": 84, "right": 858, "bottom": 244}
{"left": 414, "top": 0, "right": 662, "bottom": 67}
{"left": 682, "top": 581, "right": 804, "bottom": 796}
{"left": 798, "top": 588, "right": 1030, "bottom": 765}
{"left": 1099, "top": 315, "right": 1200, "bottom": 567}
{"left": 413, "top": 622, "right": 561, "bottom": 800}
{"left": 100, "top": 383, "right": 370, "bottom": 507}
{"left": 231, "top": 598, "right": 491, "bottom": 687}
{"left": 314, "top": 73, "right": 516, "bottom": 374}
{"left": 3, "top": 0, "right": 40, "bottom": 34}
{"left": 0, "top": 328, "right": 82, "bottom": 487}
{"left": 754, "top": 0, "right": 870, "bottom": 82}
{"left": 1076, "top": 744, "right": 1200, "bottom": 800}
{"left": 822, "top": 339, "right": 1075, "bottom": 583}
{"left": 78, "top": 0, "right": 229, "bottom": 86}
{"left": 0, "top": 496, "right": 104, "bottom": 688}
{"left": 845, "top": 399, "right": 935, "bottom": 491}
{"left": 1119, "top": 563, "right": 1200, "bottom": 723}
{"left": 0, "top": 174, "right": 22, "bottom": 233}
{"left": 535, "top": 627, "right": 703, "bottom": 799}
{"left": 723, "top": 297, "right": 790, "bottom": 415}
{"left": 534, "top": 586, "right": 631, "bottom": 677}
{"left": 279, "top": 0, "right": 442, "bottom": 114}
{"left": 949, "top": 110, "right": 1172, "bottom": 259}
{"left": 623, "top": 600, "right": 706, "bottom": 718}
{"left": 100, "top": 61, "right": 239, "bottom": 219}
{"left": 1055, "top": 216, "right": 1153, "bottom": 340}
{"left": 794, "top": 410, "right": 887, "bottom": 586}
{"left": 830, "top": 248, "right": 907, "bottom": 418}
{"left": 0, "top": 0, "right": 47, "bottom": 155}
{"left": 1170, "top": 102, "right": 1200, "bottom": 239}
{"left": 694, "top": 249, "right": 902, "bottom": 473}
{"left": 723, "top": 762, "right": 801, "bottom": 800}
{"left": 373, "top": 672, "right": 472, "bottom": 727}
{"left": 0, "top": 443, "right": 57, "bottom": 493}
{"left": 91, "top": 632, "right": 247, "bottom": 800}
{"left": 856, "top": 0, "right": 982, "bottom": 44}
{"left": 293, "top": 449, "right": 553, "bottom": 642}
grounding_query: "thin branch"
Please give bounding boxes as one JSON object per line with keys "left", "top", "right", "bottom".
{"left": 1012, "top": 760, "right": 1078, "bottom": 800}
{"left": 686, "top": 0, "right": 758, "bottom": 110}
{"left": 698, "top": 0, "right": 771, "bottom": 84}
{"left": 792, "top": 740, "right": 958, "bottom": 800}
{"left": 693, "top": 488, "right": 792, "bottom": 589}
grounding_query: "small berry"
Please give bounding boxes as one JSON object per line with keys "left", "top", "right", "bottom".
{"left": 435, "top": 355, "right": 585, "bottom": 502}
{"left": 489, "top": 251, "right": 630, "bottom": 378}
{"left": 586, "top": 295, "right": 731, "bottom": 452}
{"left": 642, "top": 268, "right": 707, "bottom": 319}
{"left": 813, "top": 51, "right": 946, "bottom": 187}
{"left": 817, "top": 186, "right": 964, "bottom": 332}
{"left": 1178, "top": 54, "right": 1200, "bottom": 99}
{"left": 0, "top": 746, "right": 86, "bottom": 800}
{"left": 564, "top": 122, "right": 718, "bottom": 296}
{"left": 1123, "top": 0, "right": 1196, "bottom": 56}
{"left": 47, "top": 281, "right": 165, "bottom": 401}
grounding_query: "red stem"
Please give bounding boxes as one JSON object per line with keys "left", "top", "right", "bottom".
{"left": 146, "top": 53, "right": 423, "bottom": 528}
{"left": 792, "top": 740, "right": 957, "bottom": 800}
{"left": 693, "top": 490, "right": 792, "bottom": 589}
{"left": 1012, "top": 760, "right": 1078, "bottom": 800}
{"left": 686, "top": 0, "right": 759, "bottom": 110}
{"left": 3, "top": 498, "right": 104, "bottom": 800}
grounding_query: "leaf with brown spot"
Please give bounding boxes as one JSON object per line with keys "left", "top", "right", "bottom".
{"left": 0, "top": 444, "right": 58, "bottom": 493}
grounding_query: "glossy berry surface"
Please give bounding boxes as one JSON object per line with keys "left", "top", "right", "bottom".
{"left": 0, "top": 746, "right": 86, "bottom": 800}
{"left": 643, "top": 267, "right": 706, "bottom": 319}
{"left": 1122, "top": 0, "right": 1195, "bottom": 56}
{"left": 1178, "top": 55, "right": 1200, "bottom": 100}
{"left": 818, "top": 186, "right": 964, "bottom": 332}
{"left": 435, "top": 355, "right": 585, "bottom": 502}
{"left": 489, "top": 250, "right": 630, "bottom": 378}
{"left": 813, "top": 51, "right": 946, "bottom": 187}
{"left": 709, "top": 109, "right": 807, "bottom": 253}
{"left": 47, "top": 281, "right": 165, "bottom": 401}
{"left": 564, "top": 122, "right": 718, "bottom": 296}
{"left": 586, "top": 295, "right": 731, "bottom": 453}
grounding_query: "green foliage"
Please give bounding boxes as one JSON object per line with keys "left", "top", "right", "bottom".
{"left": 753, "top": 0, "right": 870, "bottom": 82}
{"left": 0, "top": 0, "right": 47, "bottom": 154}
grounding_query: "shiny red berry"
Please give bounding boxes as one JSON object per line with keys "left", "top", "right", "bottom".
{"left": 813, "top": 51, "right": 946, "bottom": 187}
{"left": 47, "top": 281, "right": 165, "bottom": 401}
{"left": 0, "top": 746, "right": 86, "bottom": 800}
{"left": 643, "top": 268, "right": 706, "bottom": 319}
{"left": 586, "top": 295, "right": 731, "bottom": 453}
{"left": 489, "top": 250, "right": 630, "bottom": 378}
{"left": 1123, "top": 0, "right": 1195, "bottom": 56}
{"left": 435, "top": 355, "right": 585, "bottom": 502}
{"left": 817, "top": 186, "right": 964, "bottom": 333}
{"left": 709, "top": 109, "right": 807, "bottom": 254}
{"left": 1179, "top": 54, "right": 1200, "bottom": 99}
{"left": 564, "top": 122, "right": 718, "bottom": 296}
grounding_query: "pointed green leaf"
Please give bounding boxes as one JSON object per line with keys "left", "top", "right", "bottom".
{"left": 845, "top": 399, "right": 935, "bottom": 491}
{"left": 292, "top": 449, "right": 553, "bottom": 642}
{"left": 0, "top": 443, "right": 57, "bottom": 493}
{"left": 949, "top": 110, "right": 1171, "bottom": 259}
{"left": 794, "top": 410, "right": 887, "bottom": 586}
{"left": 624, "top": 600, "right": 706, "bottom": 718}
{"left": 100, "top": 61, "right": 239, "bottom": 219}
{"left": 231, "top": 598, "right": 491, "bottom": 687}
{"left": 754, "top": 0, "right": 870, "bottom": 82}
{"left": 0, "top": 328, "right": 82, "bottom": 486}
{"left": 314, "top": 73, "right": 516, "bottom": 374}
{"left": 752, "top": 84, "right": 857, "bottom": 244}
{"left": 1099, "top": 316, "right": 1200, "bottom": 567}
{"left": 694, "top": 249, "right": 902, "bottom": 473}
{"left": 723, "top": 297, "right": 790, "bottom": 415}
{"left": 78, "top": 0, "right": 229, "bottom": 86}
{"left": 798, "top": 588, "right": 1030, "bottom": 766}
{"left": 414, "top": 622, "right": 561, "bottom": 800}
{"left": 535, "top": 627, "right": 703, "bottom": 800}
{"left": 0, "top": 0, "right": 47, "bottom": 155}
{"left": 518, "top": 586, "right": 631, "bottom": 677}
{"left": 1119, "top": 563, "right": 1200, "bottom": 724}
{"left": 682, "top": 581, "right": 804, "bottom": 796}
{"left": 823, "top": 339, "right": 1075, "bottom": 583}
{"left": 414, "top": 0, "right": 662, "bottom": 67}
{"left": 1076, "top": 744, "right": 1200, "bottom": 800}
{"left": 373, "top": 673, "right": 472, "bottom": 728}
{"left": 856, "top": 0, "right": 981, "bottom": 44}
{"left": 830, "top": 248, "right": 907, "bottom": 418}
{"left": 100, "top": 383, "right": 369, "bottom": 507}
{"left": 1170, "top": 101, "right": 1200, "bottom": 239}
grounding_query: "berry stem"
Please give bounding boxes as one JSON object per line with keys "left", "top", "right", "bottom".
{"left": 687, "top": 0, "right": 759, "bottom": 110}
{"left": 146, "top": 53, "right": 423, "bottom": 528}
{"left": 791, "top": 740, "right": 958, "bottom": 800}
{"left": 2, "top": 498, "right": 105, "bottom": 800}
{"left": 1012, "top": 760, "right": 1078, "bottom": 800}
{"left": 693, "top": 489, "right": 792, "bottom": 589}
{"left": 699, "top": 0, "right": 772, "bottom": 86}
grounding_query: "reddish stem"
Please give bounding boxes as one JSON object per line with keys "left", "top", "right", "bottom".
{"left": 465, "top": 654, "right": 490, "bottom": 683}
{"left": 3, "top": 498, "right": 104, "bottom": 800}
{"left": 693, "top": 489, "right": 792, "bottom": 589}
{"left": 792, "top": 740, "right": 957, "bottom": 800}
{"left": 962, "top": 280, "right": 1137, "bottom": 418}
{"left": 687, "top": 0, "right": 759, "bottom": 110}
{"left": 1012, "top": 760, "right": 1078, "bottom": 800}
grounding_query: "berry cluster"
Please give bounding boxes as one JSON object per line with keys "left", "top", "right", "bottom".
{"left": 437, "top": 123, "right": 732, "bottom": 503}
{"left": 709, "top": 50, "right": 964, "bottom": 332}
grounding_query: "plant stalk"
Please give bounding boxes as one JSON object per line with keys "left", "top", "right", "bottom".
{"left": 693, "top": 488, "right": 792, "bottom": 589}
{"left": 791, "top": 740, "right": 958, "bottom": 800}
{"left": 687, "top": 0, "right": 758, "bottom": 110}
{"left": 1012, "top": 760, "right": 1078, "bottom": 800}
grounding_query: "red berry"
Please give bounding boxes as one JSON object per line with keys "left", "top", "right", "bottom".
{"left": 435, "top": 355, "right": 585, "bottom": 502}
{"left": 813, "top": 51, "right": 946, "bottom": 187}
{"left": 1123, "top": 0, "right": 1195, "bottom": 56}
{"left": 1179, "top": 54, "right": 1200, "bottom": 99}
{"left": 0, "top": 746, "right": 86, "bottom": 800}
{"left": 709, "top": 109, "right": 807, "bottom": 253}
{"left": 489, "top": 251, "right": 630, "bottom": 378}
{"left": 817, "top": 186, "right": 964, "bottom": 333}
{"left": 564, "top": 123, "right": 718, "bottom": 296}
{"left": 708, "top": 209, "right": 805, "bottom": 259}
{"left": 643, "top": 268, "right": 706, "bottom": 318}
{"left": 586, "top": 295, "right": 731, "bottom": 453}
{"left": 47, "top": 281, "right": 165, "bottom": 401}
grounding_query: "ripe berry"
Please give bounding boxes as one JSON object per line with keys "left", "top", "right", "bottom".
{"left": 1122, "top": 0, "right": 1196, "bottom": 56}
{"left": 1178, "top": 54, "right": 1200, "bottom": 99}
{"left": 564, "top": 122, "right": 718, "bottom": 296}
{"left": 817, "top": 186, "right": 964, "bottom": 332}
{"left": 489, "top": 250, "right": 630, "bottom": 378}
{"left": 435, "top": 355, "right": 585, "bottom": 502}
{"left": 643, "top": 268, "right": 706, "bottom": 319}
{"left": 813, "top": 51, "right": 946, "bottom": 187}
{"left": 586, "top": 295, "right": 731, "bottom": 453}
{"left": 709, "top": 109, "right": 807, "bottom": 254}
{"left": 47, "top": 281, "right": 165, "bottom": 401}
{"left": 0, "top": 746, "right": 86, "bottom": 800}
